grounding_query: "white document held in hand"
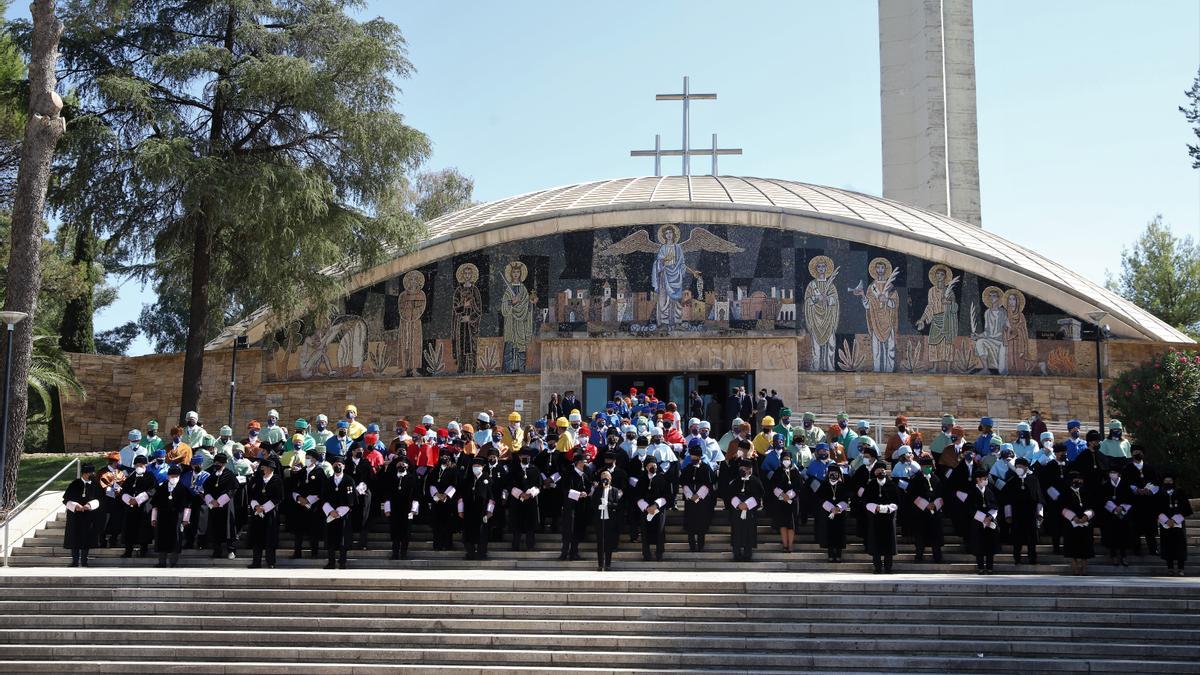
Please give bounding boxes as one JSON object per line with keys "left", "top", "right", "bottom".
{"left": 382, "top": 500, "right": 392, "bottom": 515}
{"left": 216, "top": 493, "right": 231, "bottom": 507}
{"left": 1047, "top": 486, "right": 1060, "bottom": 500}
{"left": 567, "top": 489, "right": 582, "bottom": 501}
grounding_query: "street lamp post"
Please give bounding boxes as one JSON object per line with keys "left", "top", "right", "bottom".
{"left": 1087, "top": 311, "right": 1109, "bottom": 430}
{"left": 227, "top": 328, "right": 248, "bottom": 429}
{"left": 0, "top": 310, "right": 30, "bottom": 510}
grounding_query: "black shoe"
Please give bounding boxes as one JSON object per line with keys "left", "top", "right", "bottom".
{"left": 155, "top": 562, "right": 166, "bottom": 568}
{"left": 976, "top": 568, "right": 985, "bottom": 575}
{"left": 338, "top": 562, "right": 347, "bottom": 569}
{"left": 120, "top": 551, "right": 132, "bottom": 559}
{"left": 291, "top": 551, "right": 303, "bottom": 559}
{"left": 80, "top": 560, "right": 89, "bottom": 567}
{"left": 248, "top": 562, "right": 262, "bottom": 569}
{"left": 915, "top": 554, "right": 924, "bottom": 563}
{"left": 69, "top": 561, "right": 79, "bottom": 568}
{"left": 1120, "top": 558, "right": 1129, "bottom": 567}
{"left": 558, "top": 553, "right": 568, "bottom": 561}
{"left": 390, "top": 553, "right": 399, "bottom": 561}
{"left": 267, "top": 564, "right": 275, "bottom": 569}
{"left": 569, "top": 554, "right": 582, "bottom": 561}
{"left": 873, "top": 568, "right": 882, "bottom": 574}
{"left": 323, "top": 562, "right": 336, "bottom": 569}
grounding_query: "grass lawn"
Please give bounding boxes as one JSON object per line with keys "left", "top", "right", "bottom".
{"left": 14, "top": 453, "right": 103, "bottom": 502}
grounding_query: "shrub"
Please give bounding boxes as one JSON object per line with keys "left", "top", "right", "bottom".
{"left": 1107, "top": 350, "right": 1200, "bottom": 489}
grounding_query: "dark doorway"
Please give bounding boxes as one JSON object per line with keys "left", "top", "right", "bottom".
{"left": 581, "top": 370, "right": 753, "bottom": 437}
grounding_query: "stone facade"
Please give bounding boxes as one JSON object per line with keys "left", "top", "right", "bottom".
{"left": 58, "top": 336, "right": 1185, "bottom": 452}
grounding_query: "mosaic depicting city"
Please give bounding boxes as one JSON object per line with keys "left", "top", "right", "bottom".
{"left": 262, "top": 224, "right": 1096, "bottom": 381}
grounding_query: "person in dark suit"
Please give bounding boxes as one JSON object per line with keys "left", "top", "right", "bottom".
{"left": 119, "top": 455, "right": 157, "bottom": 558}
{"left": 458, "top": 456, "right": 495, "bottom": 560}
{"left": 150, "top": 464, "right": 190, "bottom": 568}
{"left": 203, "top": 452, "right": 239, "bottom": 560}
{"left": 382, "top": 454, "right": 420, "bottom": 559}
{"left": 345, "top": 444, "right": 376, "bottom": 551}
{"left": 729, "top": 458, "right": 765, "bottom": 561}
{"left": 558, "top": 450, "right": 592, "bottom": 561}
{"left": 765, "top": 390, "right": 783, "bottom": 421}
{"left": 815, "top": 465, "right": 852, "bottom": 562}
{"left": 907, "top": 456, "right": 944, "bottom": 563}
{"left": 634, "top": 456, "right": 672, "bottom": 561}
{"left": 1155, "top": 472, "right": 1191, "bottom": 576}
{"left": 508, "top": 447, "right": 543, "bottom": 551}
{"left": 62, "top": 464, "right": 103, "bottom": 567}
{"left": 1002, "top": 457, "right": 1042, "bottom": 565}
{"left": 591, "top": 469, "right": 623, "bottom": 570}
{"left": 862, "top": 462, "right": 899, "bottom": 573}
{"left": 322, "top": 453, "right": 359, "bottom": 569}
{"left": 246, "top": 460, "right": 285, "bottom": 568}
{"left": 966, "top": 466, "right": 1000, "bottom": 574}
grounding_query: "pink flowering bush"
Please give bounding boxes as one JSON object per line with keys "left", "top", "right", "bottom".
{"left": 1108, "top": 350, "right": 1200, "bottom": 488}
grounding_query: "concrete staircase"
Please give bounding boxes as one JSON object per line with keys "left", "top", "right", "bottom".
{"left": 10, "top": 498, "right": 1198, "bottom": 575}
{"left": 0, "top": 571, "right": 1196, "bottom": 673}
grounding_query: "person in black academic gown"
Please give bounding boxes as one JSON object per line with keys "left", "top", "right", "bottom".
{"left": 966, "top": 466, "right": 1000, "bottom": 574}
{"left": 1155, "top": 471, "right": 1191, "bottom": 576}
{"left": 861, "top": 461, "right": 899, "bottom": 574}
{"left": 203, "top": 452, "right": 239, "bottom": 560}
{"left": 1121, "top": 445, "right": 1159, "bottom": 556}
{"left": 1095, "top": 466, "right": 1135, "bottom": 566}
{"left": 815, "top": 465, "right": 852, "bottom": 562}
{"left": 1060, "top": 471, "right": 1095, "bottom": 575}
{"left": 246, "top": 460, "right": 285, "bottom": 568}
{"left": 458, "top": 456, "right": 495, "bottom": 560}
{"left": 1002, "top": 457, "right": 1042, "bottom": 565}
{"left": 852, "top": 446, "right": 882, "bottom": 546}
{"left": 119, "top": 455, "right": 157, "bottom": 558}
{"left": 345, "top": 445, "right": 375, "bottom": 551}
{"left": 728, "top": 459, "right": 765, "bottom": 562}
{"left": 290, "top": 448, "right": 327, "bottom": 559}
{"left": 150, "top": 464, "right": 190, "bottom": 568}
{"left": 767, "top": 449, "right": 803, "bottom": 553}
{"left": 907, "top": 456, "right": 944, "bottom": 563}
{"left": 383, "top": 454, "right": 421, "bottom": 560}
{"left": 427, "top": 451, "right": 460, "bottom": 551}
{"left": 322, "top": 453, "right": 358, "bottom": 569}
{"left": 508, "top": 447, "right": 543, "bottom": 552}
{"left": 634, "top": 455, "right": 672, "bottom": 562}
{"left": 591, "top": 469, "right": 623, "bottom": 570}
{"left": 1036, "top": 444, "right": 1071, "bottom": 555}
{"left": 62, "top": 464, "right": 103, "bottom": 567}
{"left": 558, "top": 451, "right": 592, "bottom": 561}
{"left": 679, "top": 445, "right": 717, "bottom": 552}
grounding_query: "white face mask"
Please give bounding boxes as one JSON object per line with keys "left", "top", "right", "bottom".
{"left": 472, "top": 466, "right": 483, "bottom": 477}
{"left": 135, "top": 466, "right": 146, "bottom": 475}
{"left": 397, "top": 469, "right": 407, "bottom": 477}
{"left": 305, "top": 458, "right": 315, "bottom": 468}
{"left": 1015, "top": 467, "right": 1026, "bottom": 477}
{"left": 782, "top": 460, "right": 792, "bottom": 468}
{"left": 167, "top": 477, "right": 178, "bottom": 487}
{"left": 875, "top": 477, "right": 886, "bottom": 485}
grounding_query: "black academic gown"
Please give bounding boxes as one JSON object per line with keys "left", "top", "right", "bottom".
{"left": 861, "top": 478, "right": 899, "bottom": 558}
{"left": 767, "top": 465, "right": 803, "bottom": 530}
{"left": 815, "top": 478, "right": 852, "bottom": 551}
{"left": 679, "top": 462, "right": 717, "bottom": 535}
{"left": 346, "top": 456, "right": 375, "bottom": 547}
{"left": 382, "top": 469, "right": 421, "bottom": 557}
{"left": 591, "top": 483, "right": 623, "bottom": 561}
{"left": 1095, "top": 478, "right": 1135, "bottom": 554}
{"left": 729, "top": 475, "right": 765, "bottom": 560}
{"left": 1156, "top": 489, "right": 1192, "bottom": 564}
{"left": 1121, "top": 461, "right": 1160, "bottom": 550}
{"left": 965, "top": 484, "right": 1001, "bottom": 558}
{"left": 459, "top": 471, "right": 495, "bottom": 554}
{"left": 322, "top": 472, "right": 359, "bottom": 561}
{"left": 906, "top": 471, "right": 945, "bottom": 550}
{"left": 634, "top": 471, "right": 672, "bottom": 560}
{"left": 1036, "top": 460, "right": 1070, "bottom": 542}
{"left": 62, "top": 478, "right": 103, "bottom": 553}
{"left": 151, "top": 479, "right": 190, "bottom": 558}
{"left": 426, "top": 464, "right": 460, "bottom": 550}
{"left": 246, "top": 473, "right": 285, "bottom": 564}
{"left": 507, "top": 461, "right": 543, "bottom": 546}
{"left": 559, "top": 466, "right": 592, "bottom": 556}
{"left": 203, "top": 468, "right": 238, "bottom": 553}
{"left": 119, "top": 471, "right": 157, "bottom": 550}
{"left": 289, "top": 465, "right": 327, "bottom": 554}
{"left": 1060, "top": 486, "right": 1095, "bottom": 560}
{"left": 1001, "top": 471, "right": 1042, "bottom": 545}
{"left": 483, "top": 461, "right": 509, "bottom": 541}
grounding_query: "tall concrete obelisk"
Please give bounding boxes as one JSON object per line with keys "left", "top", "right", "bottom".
{"left": 879, "top": 0, "right": 982, "bottom": 227}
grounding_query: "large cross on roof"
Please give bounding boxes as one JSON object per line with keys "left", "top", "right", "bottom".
{"left": 629, "top": 76, "right": 742, "bottom": 177}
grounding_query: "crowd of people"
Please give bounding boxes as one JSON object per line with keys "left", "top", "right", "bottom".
{"left": 59, "top": 389, "right": 1192, "bottom": 576}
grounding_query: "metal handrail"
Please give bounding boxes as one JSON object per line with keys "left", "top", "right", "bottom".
{"left": 2, "top": 457, "right": 81, "bottom": 567}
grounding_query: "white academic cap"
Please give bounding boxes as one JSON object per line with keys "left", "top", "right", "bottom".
{"left": 185, "top": 410, "right": 199, "bottom": 421}
{"left": 316, "top": 414, "right": 329, "bottom": 423}
{"left": 447, "top": 421, "right": 461, "bottom": 432}
{"left": 477, "top": 412, "right": 490, "bottom": 424}
{"left": 698, "top": 421, "right": 712, "bottom": 430}
{"left": 267, "top": 409, "right": 279, "bottom": 419}
{"left": 421, "top": 414, "right": 435, "bottom": 426}
{"left": 568, "top": 412, "right": 582, "bottom": 423}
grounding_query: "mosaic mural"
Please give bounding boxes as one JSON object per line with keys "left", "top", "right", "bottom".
{"left": 261, "top": 224, "right": 1094, "bottom": 381}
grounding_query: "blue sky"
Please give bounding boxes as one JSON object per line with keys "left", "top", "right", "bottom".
{"left": 11, "top": 1, "right": 1200, "bottom": 355}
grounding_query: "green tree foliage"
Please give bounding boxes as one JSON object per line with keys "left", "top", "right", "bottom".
{"left": 1182, "top": 68, "right": 1200, "bottom": 170}
{"left": 54, "top": 0, "right": 434, "bottom": 420}
{"left": 94, "top": 321, "right": 138, "bottom": 355}
{"left": 1108, "top": 350, "right": 1200, "bottom": 489}
{"left": 1107, "top": 216, "right": 1200, "bottom": 339}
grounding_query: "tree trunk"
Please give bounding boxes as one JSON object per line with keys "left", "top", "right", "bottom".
{"left": 178, "top": 220, "right": 210, "bottom": 423}
{"left": 177, "top": 8, "right": 236, "bottom": 424}
{"left": 1, "top": 0, "right": 64, "bottom": 512}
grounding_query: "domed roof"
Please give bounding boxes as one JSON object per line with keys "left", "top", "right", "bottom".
{"left": 211, "top": 175, "right": 1192, "bottom": 347}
